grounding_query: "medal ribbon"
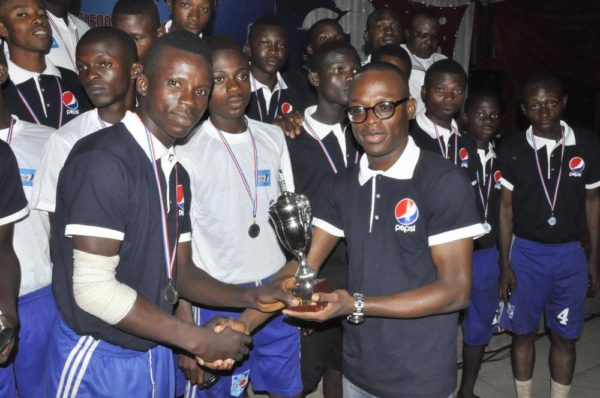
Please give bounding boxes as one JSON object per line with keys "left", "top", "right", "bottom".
{"left": 144, "top": 126, "right": 178, "bottom": 281}
{"left": 433, "top": 124, "right": 458, "bottom": 165}
{"left": 48, "top": 16, "right": 80, "bottom": 71}
{"left": 250, "top": 74, "right": 282, "bottom": 121}
{"left": 215, "top": 124, "right": 259, "bottom": 221}
{"left": 97, "top": 113, "right": 107, "bottom": 129}
{"left": 302, "top": 120, "right": 339, "bottom": 174}
{"left": 3, "top": 117, "right": 15, "bottom": 145}
{"left": 531, "top": 127, "right": 565, "bottom": 217}
{"left": 475, "top": 156, "right": 494, "bottom": 221}
{"left": 16, "top": 77, "right": 64, "bottom": 127}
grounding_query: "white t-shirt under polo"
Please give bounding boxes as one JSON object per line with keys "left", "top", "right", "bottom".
{"left": 1, "top": 117, "right": 55, "bottom": 295}
{"left": 32, "top": 109, "right": 111, "bottom": 213}
{"left": 46, "top": 11, "right": 90, "bottom": 73}
{"left": 176, "top": 117, "right": 294, "bottom": 284}
{"left": 401, "top": 44, "right": 447, "bottom": 114}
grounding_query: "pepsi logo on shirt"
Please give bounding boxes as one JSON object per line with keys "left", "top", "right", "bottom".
{"left": 568, "top": 156, "right": 584, "bottom": 177}
{"left": 394, "top": 198, "right": 419, "bottom": 233}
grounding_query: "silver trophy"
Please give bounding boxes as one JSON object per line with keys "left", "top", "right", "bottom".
{"left": 269, "top": 172, "right": 329, "bottom": 310}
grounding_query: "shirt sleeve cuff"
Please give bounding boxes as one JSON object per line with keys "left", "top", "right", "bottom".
{"left": 500, "top": 178, "right": 514, "bottom": 191}
{"left": 0, "top": 206, "right": 29, "bottom": 226}
{"left": 585, "top": 180, "right": 600, "bottom": 190}
{"left": 428, "top": 223, "right": 487, "bottom": 247}
{"left": 179, "top": 232, "right": 192, "bottom": 243}
{"left": 34, "top": 199, "right": 56, "bottom": 213}
{"left": 313, "top": 217, "right": 345, "bottom": 238}
{"left": 65, "top": 224, "right": 125, "bottom": 240}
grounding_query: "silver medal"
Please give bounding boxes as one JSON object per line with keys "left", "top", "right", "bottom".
{"left": 164, "top": 283, "right": 179, "bottom": 305}
{"left": 547, "top": 216, "right": 557, "bottom": 226}
{"left": 482, "top": 222, "right": 492, "bottom": 233}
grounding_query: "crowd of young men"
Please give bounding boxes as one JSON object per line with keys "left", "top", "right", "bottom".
{"left": 0, "top": 1, "right": 598, "bottom": 398}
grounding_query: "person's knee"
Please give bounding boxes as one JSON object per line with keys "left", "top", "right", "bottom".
{"left": 549, "top": 331, "right": 576, "bottom": 350}
{"left": 513, "top": 331, "right": 537, "bottom": 346}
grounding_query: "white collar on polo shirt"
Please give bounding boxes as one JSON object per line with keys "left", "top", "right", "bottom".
{"left": 250, "top": 71, "right": 288, "bottom": 93}
{"left": 7, "top": 57, "right": 61, "bottom": 85}
{"left": 358, "top": 135, "right": 420, "bottom": 186}
{"left": 122, "top": 111, "right": 176, "bottom": 165}
{"left": 163, "top": 20, "right": 203, "bottom": 37}
{"left": 416, "top": 110, "right": 460, "bottom": 143}
{"left": 525, "top": 120, "right": 576, "bottom": 149}
{"left": 303, "top": 105, "right": 345, "bottom": 140}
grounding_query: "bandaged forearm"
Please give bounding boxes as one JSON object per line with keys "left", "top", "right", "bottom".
{"left": 72, "top": 249, "right": 137, "bottom": 325}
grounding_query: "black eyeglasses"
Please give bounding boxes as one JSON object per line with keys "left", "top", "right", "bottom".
{"left": 347, "top": 98, "right": 410, "bottom": 124}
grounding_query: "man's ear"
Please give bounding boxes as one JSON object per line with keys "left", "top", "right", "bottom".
{"left": 306, "top": 45, "right": 314, "bottom": 56}
{"left": 308, "top": 70, "right": 319, "bottom": 88}
{"left": 243, "top": 43, "right": 251, "bottom": 58}
{"left": 460, "top": 111, "right": 468, "bottom": 127}
{"left": 0, "top": 23, "right": 9, "bottom": 41}
{"left": 362, "top": 30, "right": 370, "bottom": 46}
{"left": 519, "top": 103, "right": 526, "bottom": 116}
{"left": 0, "top": 64, "right": 8, "bottom": 85}
{"left": 406, "top": 97, "right": 417, "bottom": 120}
{"left": 130, "top": 63, "right": 142, "bottom": 80}
{"left": 560, "top": 95, "right": 568, "bottom": 109}
{"left": 136, "top": 71, "right": 149, "bottom": 97}
{"left": 420, "top": 85, "right": 427, "bottom": 104}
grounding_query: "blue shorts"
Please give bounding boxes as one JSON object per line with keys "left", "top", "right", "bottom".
{"left": 463, "top": 246, "right": 500, "bottom": 346}
{"left": 0, "top": 285, "right": 59, "bottom": 398}
{"left": 177, "top": 294, "right": 301, "bottom": 397}
{"left": 45, "top": 319, "right": 174, "bottom": 397}
{"left": 498, "top": 237, "right": 587, "bottom": 339}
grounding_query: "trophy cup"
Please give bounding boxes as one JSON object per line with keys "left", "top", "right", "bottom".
{"left": 269, "top": 172, "right": 330, "bottom": 311}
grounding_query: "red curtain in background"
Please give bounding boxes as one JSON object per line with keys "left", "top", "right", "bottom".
{"left": 481, "top": 0, "right": 600, "bottom": 131}
{"left": 370, "top": 0, "right": 467, "bottom": 58}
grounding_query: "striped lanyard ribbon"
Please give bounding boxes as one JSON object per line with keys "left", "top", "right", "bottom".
{"left": 433, "top": 123, "right": 458, "bottom": 165}
{"left": 16, "top": 76, "right": 64, "bottom": 127}
{"left": 3, "top": 117, "right": 15, "bottom": 145}
{"left": 531, "top": 127, "right": 565, "bottom": 216}
{"left": 475, "top": 156, "right": 494, "bottom": 221}
{"left": 250, "top": 74, "right": 281, "bottom": 122}
{"left": 302, "top": 120, "right": 339, "bottom": 174}
{"left": 215, "top": 124, "right": 259, "bottom": 221}
{"left": 144, "top": 126, "right": 178, "bottom": 281}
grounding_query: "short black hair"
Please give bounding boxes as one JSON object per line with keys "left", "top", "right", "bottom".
{"left": 78, "top": 27, "right": 139, "bottom": 63}
{"left": 205, "top": 35, "right": 243, "bottom": 55}
{"left": 307, "top": 18, "right": 342, "bottom": 43}
{"left": 521, "top": 72, "right": 564, "bottom": 101}
{"left": 248, "top": 16, "right": 287, "bottom": 43}
{"left": 111, "top": 0, "right": 160, "bottom": 30}
{"left": 407, "top": 10, "right": 438, "bottom": 31}
{"left": 353, "top": 61, "right": 408, "bottom": 93}
{"left": 424, "top": 59, "right": 467, "bottom": 88}
{"left": 142, "top": 30, "right": 212, "bottom": 79}
{"left": 464, "top": 89, "right": 500, "bottom": 113}
{"left": 307, "top": 39, "right": 358, "bottom": 72}
{"left": 366, "top": 7, "right": 401, "bottom": 32}
{"left": 371, "top": 45, "right": 412, "bottom": 68}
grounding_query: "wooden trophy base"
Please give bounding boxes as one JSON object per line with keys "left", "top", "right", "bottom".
{"left": 288, "top": 278, "right": 331, "bottom": 312}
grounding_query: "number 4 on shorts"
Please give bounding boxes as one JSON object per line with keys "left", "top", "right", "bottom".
{"left": 557, "top": 308, "right": 570, "bottom": 325}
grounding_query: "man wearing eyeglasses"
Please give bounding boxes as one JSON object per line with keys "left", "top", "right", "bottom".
{"left": 283, "top": 62, "right": 485, "bottom": 398}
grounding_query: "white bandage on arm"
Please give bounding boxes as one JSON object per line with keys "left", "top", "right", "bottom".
{"left": 72, "top": 249, "right": 137, "bottom": 325}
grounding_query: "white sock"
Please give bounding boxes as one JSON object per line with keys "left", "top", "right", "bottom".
{"left": 550, "top": 378, "right": 571, "bottom": 398}
{"left": 514, "top": 378, "right": 533, "bottom": 398}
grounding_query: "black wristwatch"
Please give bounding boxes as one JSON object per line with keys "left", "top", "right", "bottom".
{"left": 346, "top": 293, "right": 365, "bottom": 325}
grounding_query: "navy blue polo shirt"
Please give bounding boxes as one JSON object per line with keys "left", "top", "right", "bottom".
{"left": 498, "top": 121, "right": 600, "bottom": 244}
{"left": 313, "top": 137, "right": 484, "bottom": 398}
{"left": 247, "top": 71, "right": 307, "bottom": 124}
{"left": 469, "top": 137, "right": 502, "bottom": 249}
{"left": 410, "top": 112, "right": 478, "bottom": 183}
{"left": 52, "top": 111, "right": 192, "bottom": 351}
{"left": 0, "top": 140, "right": 28, "bottom": 226}
{"left": 286, "top": 106, "right": 361, "bottom": 289}
{"left": 3, "top": 59, "right": 91, "bottom": 129}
